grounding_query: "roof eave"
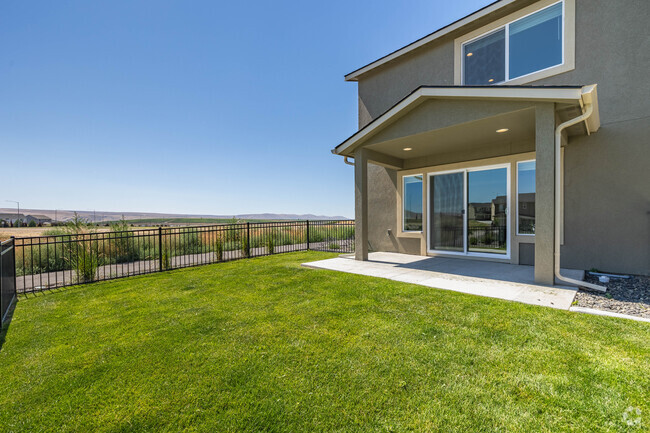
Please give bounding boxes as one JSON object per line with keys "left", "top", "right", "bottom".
{"left": 344, "top": 0, "right": 517, "bottom": 82}
{"left": 333, "top": 85, "right": 596, "bottom": 157}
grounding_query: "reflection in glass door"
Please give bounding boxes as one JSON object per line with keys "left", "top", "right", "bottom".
{"left": 467, "top": 168, "right": 508, "bottom": 255}
{"left": 428, "top": 165, "right": 509, "bottom": 256}
{"left": 430, "top": 172, "right": 464, "bottom": 252}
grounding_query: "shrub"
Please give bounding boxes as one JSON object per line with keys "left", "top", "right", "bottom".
{"left": 109, "top": 217, "right": 140, "bottom": 263}
{"left": 28, "top": 220, "right": 37, "bottom": 227}
{"left": 71, "top": 239, "right": 100, "bottom": 283}
{"left": 60, "top": 214, "right": 100, "bottom": 283}
{"left": 328, "top": 242, "right": 340, "bottom": 250}
{"left": 42, "top": 228, "right": 67, "bottom": 236}
{"left": 177, "top": 231, "right": 202, "bottom": 255}
{"left": 266, "top": 235, "right": 275, "bottom": 255}
{"left": 161, "top": 245, "right": 171, "bottom": 270}
{"left": 241, "top": 236, "right": 249, "bottom": 258}
{"left": 215, "top": 238, "right": 224, "bottom": 261}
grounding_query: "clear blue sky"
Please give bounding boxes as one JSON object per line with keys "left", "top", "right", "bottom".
{"left": 0, "top": 0, "right": 492, "bottom": 217}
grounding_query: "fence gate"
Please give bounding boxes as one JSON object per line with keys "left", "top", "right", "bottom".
{"left": 1, "top": 238, "right": 17, "bottom": 326}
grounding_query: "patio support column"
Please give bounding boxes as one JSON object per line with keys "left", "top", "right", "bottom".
{"left": 534, "top": 103, "right": 556, "bottom": 285}
{"left": 355, "top": 148, "right": 369, "bottom": 261}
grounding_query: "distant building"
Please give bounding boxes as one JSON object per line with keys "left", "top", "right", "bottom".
{"left": 0, "top": 213, "right": 26, "bottom": 226}
{"left": 26, "top": 214, "right": 53, "bottom": 225}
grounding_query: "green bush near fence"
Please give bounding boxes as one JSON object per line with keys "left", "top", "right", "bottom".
{"left": 70, "top": 239, "right": 100, "bottom": 283}
{"left": 309, "top": 225, "right": 354, "bottom": 244}
{"left": 266, "top": 235, "right": 275, "bottom": 254}
{"left": 108, "top": 218, "right": 142, "bottom": 263}
{"left": 176, "top": 231, "right": 203, "bottom": 255}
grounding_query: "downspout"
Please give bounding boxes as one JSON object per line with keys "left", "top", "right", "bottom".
{"left": 344, "top": 156, "right": 355, "bottom": 166}
{"left": 554, "top": 102, "right": 606, "bottom": 292}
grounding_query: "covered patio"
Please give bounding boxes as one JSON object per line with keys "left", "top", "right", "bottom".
{"left": 303, "top": 252, "right": 584, "bottom": 310}
{"left": 333, "top": 85, "right": 600, "bottom": 288}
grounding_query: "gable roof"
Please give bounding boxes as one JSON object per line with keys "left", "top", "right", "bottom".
{"left": 345, "top": 0, "right": 518, "bottom": 81}
{"left": 0, "top": 213, "right": 25, "bottom": 220}
{"left": 332, "top": 84, "right": 600, "bottom": 156}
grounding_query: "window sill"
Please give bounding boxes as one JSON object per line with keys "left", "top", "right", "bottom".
{"left": 497, "top": 62, "right": 574, "bottom": 86}
{"left": 397, "top": 231, "right": 423, "bottom": 239}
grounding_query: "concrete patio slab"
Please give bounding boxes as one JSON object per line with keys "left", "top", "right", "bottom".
{"left": 302, "top": 252, "right": 584, "bottom": 310}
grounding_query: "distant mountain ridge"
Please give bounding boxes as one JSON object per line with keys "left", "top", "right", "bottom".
{"left": 0, "top": 208, "right": 350, "bottom": 222}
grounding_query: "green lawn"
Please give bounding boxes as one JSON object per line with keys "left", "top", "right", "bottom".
{"left": 1, "top": 252, "right": 648, "bottom": 432}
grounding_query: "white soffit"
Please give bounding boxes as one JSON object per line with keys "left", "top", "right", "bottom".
{"left": 333, "top": 85, "right": 599, "bottom": 156}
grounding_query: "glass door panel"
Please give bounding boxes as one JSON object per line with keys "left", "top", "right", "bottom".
{"left": 467, "top": 168, "right": 508, "bottom": 254}
{"left": 430, "top": 172, "right": 464, "bottom": 252}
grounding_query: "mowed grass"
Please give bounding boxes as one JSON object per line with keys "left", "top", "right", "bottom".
{"left": 0, "top": 252, "right": 648, "bottom": 432}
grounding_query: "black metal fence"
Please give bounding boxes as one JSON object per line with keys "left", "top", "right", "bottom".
{"left": 433, "top": 226, "right": 507, "bottom": 251}
{"left": 12, "top": 220, "right": 354, "bottom": 294}
{"left": 1, "top": 238, "right": 17, "bottom": 326}
{"left": 467, "top": 226, "right": 507, "bottom": 250}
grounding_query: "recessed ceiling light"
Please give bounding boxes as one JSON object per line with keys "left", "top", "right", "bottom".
{"left": 466, "top": 52, "right": 473, "bottom": 57}
{"left": 403, "top": 147, "right": 412, "bottom": 151}
{"left": 496, "top": 128, "right": 509, "bottom": 133}
{"left": 488, "top": 78, "right": 494, "bottom": 83}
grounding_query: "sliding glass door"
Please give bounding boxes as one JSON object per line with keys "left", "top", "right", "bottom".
{"left": 430, "top": 172, "right": 464, "bottom": 252}
{"left": 467, "top": 167, "right": 508, "bottom": 254}
{"left": 428, "top": 165, "right": 509, "bottom": 257}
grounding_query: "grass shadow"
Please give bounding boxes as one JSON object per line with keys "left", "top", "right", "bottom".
{"left": 0, "top": 298, "right": 17, "bottom": 352}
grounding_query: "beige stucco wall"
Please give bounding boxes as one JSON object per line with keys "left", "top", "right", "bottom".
{"left": 355, "top": 0, "right": 650, "bottom": 275}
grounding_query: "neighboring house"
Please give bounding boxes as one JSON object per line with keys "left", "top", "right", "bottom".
{"left": 334, "top": 0, "right": 650, "bottom": 282}
{"left": 517, "top": 192, "right": 535, "bottom": 234}
{"left": 0, "top": 213, "right": 26, "bottom": 226}
{"left": 26, "top": 214, "right": 53, "bottom": 225}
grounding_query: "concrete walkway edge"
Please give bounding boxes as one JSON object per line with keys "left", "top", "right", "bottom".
{"left": 569, "top": 306, "right": 650, "bottom": 323}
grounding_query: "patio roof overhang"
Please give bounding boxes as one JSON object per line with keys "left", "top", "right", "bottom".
{"left": 332, "top": 85, "right": 600, "bottom": 169}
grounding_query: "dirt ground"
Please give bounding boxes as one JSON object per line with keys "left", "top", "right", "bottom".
{"left": 1, "top": 224, "right": 269, "bottom": 241}
{"left": 0, "top": 227, "right": 59, "bottom": 240}
{"left": 0, "top": 226, "right": 160, "bottom": 241}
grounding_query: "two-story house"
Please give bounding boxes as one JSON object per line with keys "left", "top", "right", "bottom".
{"left": 333, "top": 0, "right": 649, "bottom": 287}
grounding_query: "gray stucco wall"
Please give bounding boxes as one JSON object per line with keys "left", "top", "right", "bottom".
{"left": 356, "top": 0, "right": 650, "bottom": 275}
{"left": 366, "top": 164, "right": 421, "bottom": 254}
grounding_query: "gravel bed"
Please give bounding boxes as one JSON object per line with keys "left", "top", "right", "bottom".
{"left": 574, "top": 273, "right": 650, "bottom": 318}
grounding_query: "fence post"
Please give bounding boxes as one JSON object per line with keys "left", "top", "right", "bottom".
{"left": 158, "top": 227, "right": 163, "bottom": 271}
{"left": 306, "top": 220, "right": 310, "bottom": 251}
{"left": 1, "top": 241, "right": 4, "bottom": 325}
{"left": 11, "top": 236, "right": 16, "bottom": 296}
{"left": 246, "top": 222, "right": 251, "bottom": 258}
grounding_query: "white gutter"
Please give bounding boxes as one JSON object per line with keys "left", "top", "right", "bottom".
{"left": 554, "top": 102, "right": 606, "bottom": 292}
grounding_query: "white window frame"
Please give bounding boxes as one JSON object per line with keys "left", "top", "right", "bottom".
{"left": 426, "top": 163, "right": 511, "bottom": 259}
{"left": 455, "top": 0, "right": 574, "bottom": 86}
{"left": 516, "top": 159, "right": 536, "bottom": 236}
{"left": 402, "top": 174, "right": 423, "bottom": 233}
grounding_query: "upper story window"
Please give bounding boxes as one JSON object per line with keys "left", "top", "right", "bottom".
{"left": 462, "top": 1, "right": 564, "bottom": 85}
